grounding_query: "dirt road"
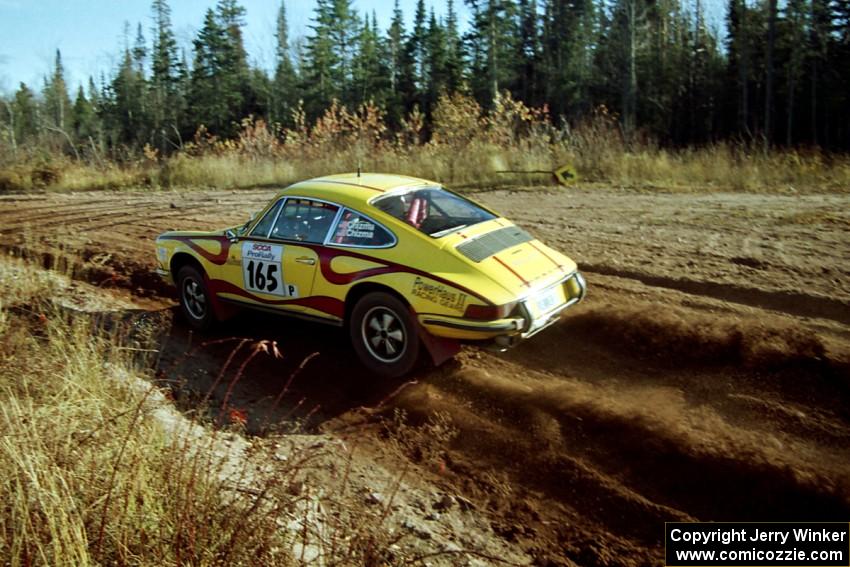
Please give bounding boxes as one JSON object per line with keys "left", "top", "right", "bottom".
{"left": 2, "top": 185, "right": 849, "bottom": 565}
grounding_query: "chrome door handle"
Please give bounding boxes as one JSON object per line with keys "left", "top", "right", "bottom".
{"left": 295, "top": 256, "right": 316, "bottom": 265}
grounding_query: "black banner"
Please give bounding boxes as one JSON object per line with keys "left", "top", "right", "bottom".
{"left": 666, "top": 522, "right": 850, "bottom": 566}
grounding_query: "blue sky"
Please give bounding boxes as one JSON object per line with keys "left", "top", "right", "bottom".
{"left": 0, "top": 0, "right": 472, "bottom": 94}
{"left": 0, "top": 0, "right": 724, "bottom": 96}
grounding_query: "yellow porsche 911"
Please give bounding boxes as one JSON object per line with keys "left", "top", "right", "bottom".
{"left": 155, "top": 173, "right": 586, "bottom": 377}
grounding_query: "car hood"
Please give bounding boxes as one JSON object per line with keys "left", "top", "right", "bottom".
{"left": 438, "top": 219, "right": 578, "bottom": 299}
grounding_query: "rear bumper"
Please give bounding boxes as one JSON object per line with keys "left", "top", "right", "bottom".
{"left": 419, "top": 314, "right": 526, "bottom": 340}
{"left": 419, "top": 271, "right": 587, "bottom": 346}
{"left": 520, "top": 271, "right": 586, "bottom": 337}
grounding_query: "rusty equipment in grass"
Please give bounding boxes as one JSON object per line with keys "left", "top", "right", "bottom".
{"left": 495, "top": 164, "right": 578, "bottom": 186}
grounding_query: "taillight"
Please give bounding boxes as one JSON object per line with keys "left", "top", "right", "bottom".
{"left": 464, "top": 301, "right": 518, "bottom": 320}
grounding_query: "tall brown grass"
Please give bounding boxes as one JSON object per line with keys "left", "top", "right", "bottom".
{"left": 2, "top": 92, "right": 849, "bottom": 193}
{"left": 0, "top": 257, "right": 405, "bottom": 566}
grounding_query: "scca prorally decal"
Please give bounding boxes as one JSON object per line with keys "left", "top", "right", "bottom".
{"left": 411, "top": 277, "right": 467, "bottom": 312}
{"left": 241, "top": 241, "right": 291, "bottom": 297}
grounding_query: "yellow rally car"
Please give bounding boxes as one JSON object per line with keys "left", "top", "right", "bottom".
{"left": 155, "top": 173, "right": 586, "bottom": 377}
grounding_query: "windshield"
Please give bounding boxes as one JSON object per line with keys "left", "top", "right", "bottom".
{"left": 373, "top": 187, "right": 496, "bottom": 237}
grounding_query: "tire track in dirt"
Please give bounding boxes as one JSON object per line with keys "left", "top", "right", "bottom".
{"left": 0, "top": 197, "right": 109, "bottom": 215}
{"left": 0, "top": 198, "right": 168, "bottom": 227}
{"left": 582, "top": 261, "right": 850, "bottom": 325}
{"left": 0, "top": 202, "right": 170, "bottom": 235}
{"left": 0, "top": 190, "right": 271, "bottom": 236}
{"left": 369, "top": 283, "right": 850, "bottom": 563}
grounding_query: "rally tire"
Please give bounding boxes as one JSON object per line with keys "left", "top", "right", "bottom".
{"left": 177, "top": 265, "right": 215, "bottom": 331}
{"left": 349, "top": 292, "right": 420, "bottom": 378}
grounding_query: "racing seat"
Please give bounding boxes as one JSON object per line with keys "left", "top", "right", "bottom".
{"left": 406, "top": 196, "right": 428, "bottom": 229}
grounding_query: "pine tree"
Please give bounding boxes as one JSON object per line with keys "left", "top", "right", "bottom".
{"left": 387, "top": 0, "right": 406, "bottom": 96}
{"left": 189, "top": 9, "right": 231, "bottom": 134}
{"left": 272, "top": 1, "right": 298, "bottom": 125}
{"left": 151, "top": 0, "right": 181, "bottom": 151}
{"left": 425, "top": 9, "right": 449, "bottom": 112}
{"left": 601, "top": 0, "right": 646, "bottom": 140}
{"left": 701, "top": 9, "right": 725, "bottom": 144}
{"left": 783, "top": 0, "right": 808, "bottom": 145}
{"left": 516, "top": 0, "right": 541, "bottom": 105}
{"left": 384, "top": 0, "right": 416, "bottom": 123}
{"left": 109, "top": 40, "right": 149, "bottom": 148}
{"left": 186, "top": 1, "right": 254, "bottom": 136}
{"left": 216, "top": 0, "right": 254, "bottom": 128}
{"left": 352, "top": 12, "right": 388, "bottom": 107}
{"left": 303, "top": 0, "right": 341, "bottom": 115}
{"left": 830, "top": 0, "right": 850, "bottom": 146}
{"left": 43, "top": 49, "right": 72, "bottom": 131}
{"left": 808, "top": 0, "right": 831, "bottom": 144}
{"left": 726, "top": 0, "right": 751, "bottom": 136}
{"left": 465, "top": 0, "right": 519, "bottom": 106}
{"left": 330, "top": 0, "right": 360, "bottom": 104}
{"left": 765, "top": 0, "right": 778, "bottom": 146}
{"left": 175, "top": 50, "right": 191, "bottom": 142}
{"left": 72, "top": 86, "right": 97, "bottom": 142}
{"left": 444, "top": 0, "right": 465, "bottom": 92}
{"left": 133, "top": 23, "right": 147, "bottom": 74}
{"left": 217, "top": 0, "right": 249, "bottom": 73}
{"left": 86, "top": 76, "right": 105, "bottom": 151}
{"left": 12, "top": 83, "right": 38, "bottom": 144}
{"left": 410, "top": 0, "right": 428, "bottom": 107}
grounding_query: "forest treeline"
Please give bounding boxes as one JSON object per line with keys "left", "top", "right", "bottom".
{"left": 1, "top": 0, "right": 850, "bottom": 164}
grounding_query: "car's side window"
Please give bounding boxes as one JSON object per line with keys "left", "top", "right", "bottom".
{"left": 250, "top": 199, "right": 284, "bottom": 238}
{"left": 270, "top": 198, "right": 339, "bottom": 243}
{"left": 330, "top": 208, "right": 395, "bottom": 247}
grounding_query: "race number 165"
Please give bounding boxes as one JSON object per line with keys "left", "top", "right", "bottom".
{"left": 245, "top": 260, "right": 279, "bottom": 294}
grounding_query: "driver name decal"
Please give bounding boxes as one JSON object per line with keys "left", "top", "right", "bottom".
{"left": 411, "top": 277, "right": 467, "bottom": 312}
{"left": 346, "top": 220, "right": 375, "bottom": 239}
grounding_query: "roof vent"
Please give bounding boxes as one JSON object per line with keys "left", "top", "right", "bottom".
{"left": 455, "top": 226, "right": 534, "bottom": 262}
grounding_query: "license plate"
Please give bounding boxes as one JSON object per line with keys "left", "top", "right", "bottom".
{"left": 535, "top": 285, "right": 564, "bottom": 314}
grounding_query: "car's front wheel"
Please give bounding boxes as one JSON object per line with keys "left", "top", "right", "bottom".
{"left": 349, "top": 292, "right": 420, "bottom": 378}
{"left": 177, "top": 265, "right": 214, "bottom": 331}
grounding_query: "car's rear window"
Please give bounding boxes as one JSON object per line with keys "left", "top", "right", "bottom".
{"left": 373, "top": 187, "right": 496, "bottom": 237}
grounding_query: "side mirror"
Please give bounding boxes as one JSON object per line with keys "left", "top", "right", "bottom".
{"left": 239, "top": 213, "right": 257, "bottom": 234}
{"left": 225, "top": 229, "right": 238, "bottom": 243}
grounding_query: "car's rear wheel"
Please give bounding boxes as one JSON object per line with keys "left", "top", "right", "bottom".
{"left": 350, "top": 292, "right": 420, "bottom": 378}
{"left": 177, "top": 265, "right": 214, "bottom": 331}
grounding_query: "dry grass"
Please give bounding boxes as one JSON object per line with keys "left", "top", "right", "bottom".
{"left": 2, "top": 93, "right": 849, "bottom": 194}
{"left": 0, "top": 159, "right": 148, "bottom": 193}
{"left": 0, "top": 257, "right": 407, "bottom": 566}
{"left": 0, "top": 291, "right": 292, "bottom": 564}
{"left": 576, "top": 143, "right": 850, "bottom": 192}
